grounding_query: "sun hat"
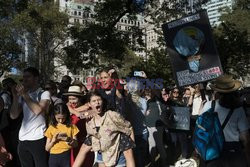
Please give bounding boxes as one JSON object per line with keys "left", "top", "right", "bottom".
{"left": 209, "top": 75, "right": 242, "bottom": 93}
{"left": 63, "top": 86, "right": 84, "bottom": 96}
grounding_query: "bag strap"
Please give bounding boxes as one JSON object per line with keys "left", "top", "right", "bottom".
{"left": 38, "top": 89, "right": 45, "bottom": 102}
{"left": 221, "top": 108, "right": 234, "bottom": 129}
{"left": 211, "top": 100, "right": 216, "bottom": 112}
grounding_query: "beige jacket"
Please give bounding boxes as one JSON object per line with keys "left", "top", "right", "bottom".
{"left": 86, "top": 110, "right": 132, "bottom": 166}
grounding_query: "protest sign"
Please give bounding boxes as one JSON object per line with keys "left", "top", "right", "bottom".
{"left": 170, "top": 106, "right": 190, "bottom": 131}
{"left": 162, "top": 10, "right": 223, "bottom": 87}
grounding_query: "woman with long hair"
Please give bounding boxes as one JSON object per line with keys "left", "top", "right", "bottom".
{"left": 73, "top": 92, "right": 135, "bottom": 167}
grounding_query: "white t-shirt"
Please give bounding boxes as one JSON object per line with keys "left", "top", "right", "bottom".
{"left": 192, "top": 94, "right": 208, "bottom": 116}
{"left": 18, "top": 88, "right": 50, "bottom": 141}
{"left": 202, "top": 100, "right": 249, "bottom": 142}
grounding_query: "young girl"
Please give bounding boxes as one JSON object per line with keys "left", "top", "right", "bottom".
{"left": 73, "top": 92, "right": 135, "bottom": 167}
{"left": 45, "top": 103, "right": 79, "bottom": 167}
{"left": 63, "top": 85, "right": 94, "bottom": 167}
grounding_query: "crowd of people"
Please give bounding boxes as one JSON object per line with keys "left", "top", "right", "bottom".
{"left": 0, "top": 66, "right": 249, "bottom": 167}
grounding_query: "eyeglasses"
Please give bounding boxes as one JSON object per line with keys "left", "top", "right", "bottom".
{"left": 173, "top": 91, "right": 179, "bottom": 93}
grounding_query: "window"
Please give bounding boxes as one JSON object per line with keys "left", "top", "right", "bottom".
{"left": 125, "top": 20, "right": 127, "bottom": 23}
{"left": 77, "top": 5, "right": 81, "bottom": 9}
{"left": 121, "top": 19, "right": 123, "bottom": 23}
{"left": 78, "top": 12, "right": 81, "bottom": 16}
{"left": 74, "top": 11, "right": 77, "bottom": 15}
{"left": 83, "top": 12, "right": 88, "bottom": 18}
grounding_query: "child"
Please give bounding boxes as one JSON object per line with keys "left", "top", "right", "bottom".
{"left": 45, "top": 103, "right": 79, "bottom": 167}
{"left": 73, "top": 92, "right": 135, "bottom": 167}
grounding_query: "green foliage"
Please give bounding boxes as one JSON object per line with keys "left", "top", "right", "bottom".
{"left": 12, "top": 0, "right": 69, "bottom": 80}
{"left": 0, "top": 0, "right": 23, "bottom": 77}
{"left": 214, "top": 0, "right": 250, "bottom": 77}
{"left": 63, "top": 0, "right": 144, "bottom": 73}
{"left": 130, "top": 48, "right": 174, "bottom": 85}
{"left": 64, "top": 0, "right": 209, "bottom": 78}
{"left": 114, "top": 48, "right": 142, "bottom": 77}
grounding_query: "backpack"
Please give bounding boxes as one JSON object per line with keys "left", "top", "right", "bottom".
{"left": 192, "top": 100, "right": 234, "bottom": 161}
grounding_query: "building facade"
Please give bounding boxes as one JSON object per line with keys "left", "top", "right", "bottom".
{"left": 203, "top": 0, "right": 234, "bottom": 26}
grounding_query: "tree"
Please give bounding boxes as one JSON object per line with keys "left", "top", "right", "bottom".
{"left": 0, "top": 0, "right": 25, "bottom": 77}
{"left": 213, "top": 0, "right": 250, "bottom": 77}
{"left": 12, "top": 0, "right": 69, "bottom": 81}
{"left": 62, "top": 0, "right": 145, "bottom": 72}
{"left": 135, "top": 0, "right": 209, "bottom": 83}
{"left": 63, "top": 0, "right": 209, "bottom": 79}
{"left": 0, "top": 24, "right": 22, "bottom": 77}
{"left": 130, "top": 48, "right": 175, "bottom": 85}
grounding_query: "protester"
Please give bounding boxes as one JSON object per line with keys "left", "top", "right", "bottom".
{"left": 72, "top": 80, "right": 88, "bottom": 104}
{"left": 45, "top": 81, "right": 61, "bottom": 104}
{"left": 241, "top": 88, "right": 250, "bottom": 124}
{"left": 161, "top": 87, "right": 170, "bottom": 103}
{"left": 191, "top": 84, "right": 206, "bottom": 117}
{"left": 57, "top": 75, "right": 72, "bottom": 102}
{"left": 73, "top": 91, "right": 135, "bottom": 167}
{"left": 201, "top": 75, "right": 250, "bottom": 167}
{"left": 45, "top": 103, "right": 79, "bottom": 167}
{"left": 182, "top": 86, "right": 195, "bottom": 106}
{"left": 0, "top": 78, "right": 22, "bottom": 167}
{"left": 125, "top": 79, "right": 149, "bottom": 167}
{"left": 145, "top": 87, "right": 168, "bottom": 167}
{"left": 0, "top": 95, "right": 12, "bottom": 166}
{"left": 10, "top": 67, "right": 50, "bottom": 167}
{"left": 168, "top": 87, "right": 189, "bottom": 160}
{"left": 96, "top": 68, "right": 123, "bottom": 112}
{"left": 64, "top": 86, "right": 94, "bottom": 167}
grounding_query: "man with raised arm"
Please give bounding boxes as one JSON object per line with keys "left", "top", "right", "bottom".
{"left": 10, "top": 67, "right": 50, "bottom": 167}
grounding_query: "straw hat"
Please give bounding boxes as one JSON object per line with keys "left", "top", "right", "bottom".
{"left": 63, "top": 86, "right": 84, "bottom": 96}
{"left": 209, "top": 75, "right": 242, "bottom": 93}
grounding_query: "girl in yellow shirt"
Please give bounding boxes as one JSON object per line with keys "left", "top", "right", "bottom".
{"left": 45, "top": 103, "right": 79, "bottom": 167}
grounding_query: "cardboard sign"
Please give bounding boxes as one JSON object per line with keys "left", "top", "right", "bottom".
{"left": 162, "top": 10, "right": 223, "bottom": 87}
{"left": 170, "top": 106, "right": 190, "bottom": 131}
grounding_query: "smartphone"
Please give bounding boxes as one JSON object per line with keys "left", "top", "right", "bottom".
{"left": 58, "top": 133, "right": 67, "bottom": 138}
{"left": 134, "top": 71, "right": 143, "bottom": 77}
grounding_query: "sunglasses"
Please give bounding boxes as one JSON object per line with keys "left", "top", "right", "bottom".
{"left": 173, "top": 91, "right": 179, "bottom": 93}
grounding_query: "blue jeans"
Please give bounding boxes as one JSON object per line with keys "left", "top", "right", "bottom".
{"left": 96, "top": 152, "right": 126, "bottom": 167}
